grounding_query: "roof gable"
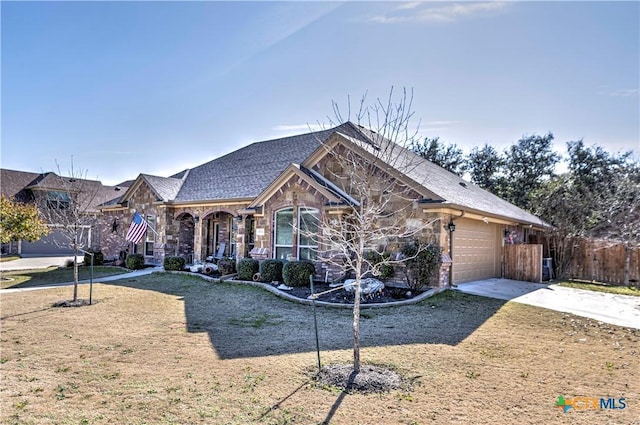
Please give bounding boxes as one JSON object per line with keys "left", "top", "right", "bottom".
{"left": 303, "top": 126, "right": 549, "bottom": 228}
{"left": 118, "top": 173, "right": 185, "bottom": 204}
{"left": 247, "top": 164, "right": 357, "bottom": 210}
{"left": 173, "top": 124, "right": 360, "bottom": 202}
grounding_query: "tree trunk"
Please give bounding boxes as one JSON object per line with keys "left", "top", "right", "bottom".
{"left": 73, "top": 242, "right": 79, "bottom": 302}
{"left": 353, "top": 275, "right": 361, "bottom": 374}
{"left": 624, "top": 244, "right": 630, "bottom": 288}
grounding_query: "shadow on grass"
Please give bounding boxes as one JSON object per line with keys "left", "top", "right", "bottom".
{"left": 103, "top": 273, "right": 507, "bottom": 360}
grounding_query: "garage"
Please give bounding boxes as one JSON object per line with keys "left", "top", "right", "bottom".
{"left": 20, "top": 229, "right": 88, "bottom": 256}
{"left": 452, "top": 218, "right": 502, "bottom": 284}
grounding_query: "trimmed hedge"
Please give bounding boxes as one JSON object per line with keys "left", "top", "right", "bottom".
{"left": 260, "top": 259, "right": 283, "bottom": 283}
{"left": 283, "top": 260, "right": 316, "bottom": 287}
{"left": 218, "top": 257, "right": 236, "bottom": 275}
{"left": 126, "top": 253, "right": 145, "bottom": 270}
{"left": 84, "top": 250, "right": 104, "bottom": 266}
{"left": 237, "top": 258, "right": 259, "bottom": 280}
{"left": 163, "top": 256, "right": 186, "bottom": 271}
{"left": 364, "top": 250, "right": 394, "bottom": 280}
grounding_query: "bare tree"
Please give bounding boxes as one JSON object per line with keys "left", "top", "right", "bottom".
{"left": 311, "top": 88, "right": 440, "bottom": 373}
{"left": 34, "top": 161, "right": 104, "bottom": 303}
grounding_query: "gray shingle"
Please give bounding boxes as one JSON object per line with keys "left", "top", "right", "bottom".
{"left": 174, "top": 124, "right": 359, "bottom": 202}
{"left": 141, "top": 174, "right": 184, "bottom": 201}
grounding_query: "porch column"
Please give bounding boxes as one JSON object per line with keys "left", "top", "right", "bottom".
{"left": 193, "top": 217, "right": 203, "bottom": 262}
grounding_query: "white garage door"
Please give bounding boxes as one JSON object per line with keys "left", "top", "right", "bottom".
{"left": 452, "top": 218, "right": 501, "bottom": 284}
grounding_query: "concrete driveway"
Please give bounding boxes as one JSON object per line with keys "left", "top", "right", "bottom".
{"left": 0, "top": 256, "right": 78, "bottom": 272}
{"left": 455, "top": 278, "right": 640, "bottom": 329}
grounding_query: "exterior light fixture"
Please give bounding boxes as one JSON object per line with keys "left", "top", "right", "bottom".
{"left": 194, "top": 215, "right": 200, "bottom": 223}
{"left": 448, "top": 220, "right": 456, "bottom": 233}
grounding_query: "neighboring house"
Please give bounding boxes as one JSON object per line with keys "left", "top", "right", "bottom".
{"left": 98, "top": 122, "right": 549, "bottom": 285}
{"left": 0, "top": 169, "right": 127, "bottom": 256}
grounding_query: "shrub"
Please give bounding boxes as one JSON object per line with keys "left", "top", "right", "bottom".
{"left": 283, "top": 260, "right": 316, "bottom": 287}
{"left": 84, "top": 250, "right": 104, "bottom": 266}
{"left": 237, "top": 258, "right": 259, "bottom": 280}
{"left": 260, "top": 259, "right": 284, "bottom": 283}
{"left": 364, "top": 250, "right": 394, "bottom": 280}
{"left": 125, "top": 253, "right": 145, "bottom": 270}
{"left": 163, "top": 256, "right": 186, "bottom": 271}
{"left": 218, "top": 257, "right": 236, "bottom": 275}
{"left": 401, "top": 241, "right": 442, "bottom": 291}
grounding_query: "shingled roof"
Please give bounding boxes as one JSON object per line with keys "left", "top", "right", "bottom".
{"left": 0, "top": 169, "right": 41, "bottom": 202}
{"left": 141, "top": 174, "right": 185, "bottom": 201}
{"left": 1, "top": 169, "right": 125, "bottom": 212}
{"left": 333, "top": 129, "right": 549, "bottom": 227}
{"left": 173, "top": 123, "right": 364, "bottom": 202}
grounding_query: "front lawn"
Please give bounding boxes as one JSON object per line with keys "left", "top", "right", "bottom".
{"left": 558, "top": 280, "right": 640, "bottom": 297}
{"left": 1, "top": 273, "right": 638, "bottom": 424}
{"left": 0, "top": 255, "right": 20, "bottom": 263}
{"left": 0, "top": 266, "right": 129, "bottom": 289}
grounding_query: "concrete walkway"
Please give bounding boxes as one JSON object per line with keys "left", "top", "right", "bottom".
{"left": 455, "top": 278, "right": 640, "bottom": 329}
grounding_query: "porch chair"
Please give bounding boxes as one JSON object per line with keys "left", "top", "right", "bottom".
{"left": 211, "top": 242, "right": 226, "bottom": 262}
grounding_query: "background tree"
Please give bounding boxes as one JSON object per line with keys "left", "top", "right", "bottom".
{"left": 467, "top": 144, "right": 505, "bottom": 194}
{"left": 531, "top": 141, "right": 635, "bottom": 281}
{"left": 588, "top": 161, "right": 639, "bottom": 286}
{"left": 316, "top": 88, "right": 440, "bottom": 374}
{"left": 411, "top": 136, "right": 467, "bottom": 176}
{"left": 34, "top": 162, "right": 103, "bottom": 303}
{"left": 0, "top": 195, "right": 49, "bottom": 244}
{"left": 500, "top": 133, "right": 560, "bottom": 212}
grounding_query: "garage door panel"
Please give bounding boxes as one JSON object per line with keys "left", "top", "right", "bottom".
{"left": 452, "top": 219, "right": 500, "bottom": 284}
{"left": 20, "top": 229, "right": 88, "bottom": 255}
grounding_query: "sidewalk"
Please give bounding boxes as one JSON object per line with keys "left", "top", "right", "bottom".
{"left": 455, "top": 278, "right": 640, "bottom": 329}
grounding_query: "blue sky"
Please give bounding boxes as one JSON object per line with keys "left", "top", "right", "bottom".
{"left": 2, "top": 1, "right": 638, "bottom": 185}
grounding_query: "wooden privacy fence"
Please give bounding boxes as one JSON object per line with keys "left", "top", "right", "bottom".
{"left": 504, "top": 244, "right": 542, "bottom": 283}
{"left": 568, "top": 239, "right": 639, "bottom": 285}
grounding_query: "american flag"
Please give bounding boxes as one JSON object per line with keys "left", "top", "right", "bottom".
{"left": 125, "top": 212, "right": 148, "bottom": 244}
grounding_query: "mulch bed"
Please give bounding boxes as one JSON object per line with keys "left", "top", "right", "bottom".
{"left": 279, "top": 282, "right": 424, "bottom": 304}
{"left": 314, "top": 364, "right": 405, "bottom": 393}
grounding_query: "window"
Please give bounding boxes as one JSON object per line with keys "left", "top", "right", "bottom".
{"left": 229, "top": 216, "right": 238, "bottom": 257}
{"left": 298, "top": 207, "right": 319, "bottom": 260}
{"left": 245, "top": 216, "right": 255, "bottom": 256}
{"left": 273, "top": 207, "right": 319, "bottom": 260}
{"left": 145, "top": 215, "right": 155, "bottom": 256}
{"left": 45, "top": 191, "right": 70, "bottom": 209}
{"left": 274, "top": 208, "right": 294, "bottom": 260}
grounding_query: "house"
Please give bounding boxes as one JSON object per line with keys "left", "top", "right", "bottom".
{"left": 0, "top": 169, "right": 127, "bottom": 256}
{"left": 97, "top": 122, "right": 549, "bottom": 285}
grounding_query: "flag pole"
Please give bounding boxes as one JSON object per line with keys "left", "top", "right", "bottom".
{"left": 132, "top": 209, "right": 160, "bottom": 237}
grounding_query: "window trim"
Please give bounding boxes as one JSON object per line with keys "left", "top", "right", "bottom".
{"left": 273, "top": 207, "right": 319, "bottom": 261}
{"left": 144, "top": 214, "right": 155, "bottom": 256}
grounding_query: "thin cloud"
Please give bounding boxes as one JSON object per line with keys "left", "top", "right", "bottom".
{"left": 370, "top": 1, "right": 509, "bottom": 24}
{"left": 597, "top": 88, "right": 639, "bottom": 97}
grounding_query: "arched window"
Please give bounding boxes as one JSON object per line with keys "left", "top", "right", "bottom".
{"left": 273, "top": 207, "right": 319, "bottom": 260}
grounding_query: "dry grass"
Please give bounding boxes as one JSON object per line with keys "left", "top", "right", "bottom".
{"left": 558, "top": 280, "right": 640, "bottom": 297}
{"left": 1, "top": 273, "right": 638, "bottom": 425}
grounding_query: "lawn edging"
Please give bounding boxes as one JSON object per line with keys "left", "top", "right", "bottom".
{"left": 162, "top": 270, "right": 448, "bottom": 309}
